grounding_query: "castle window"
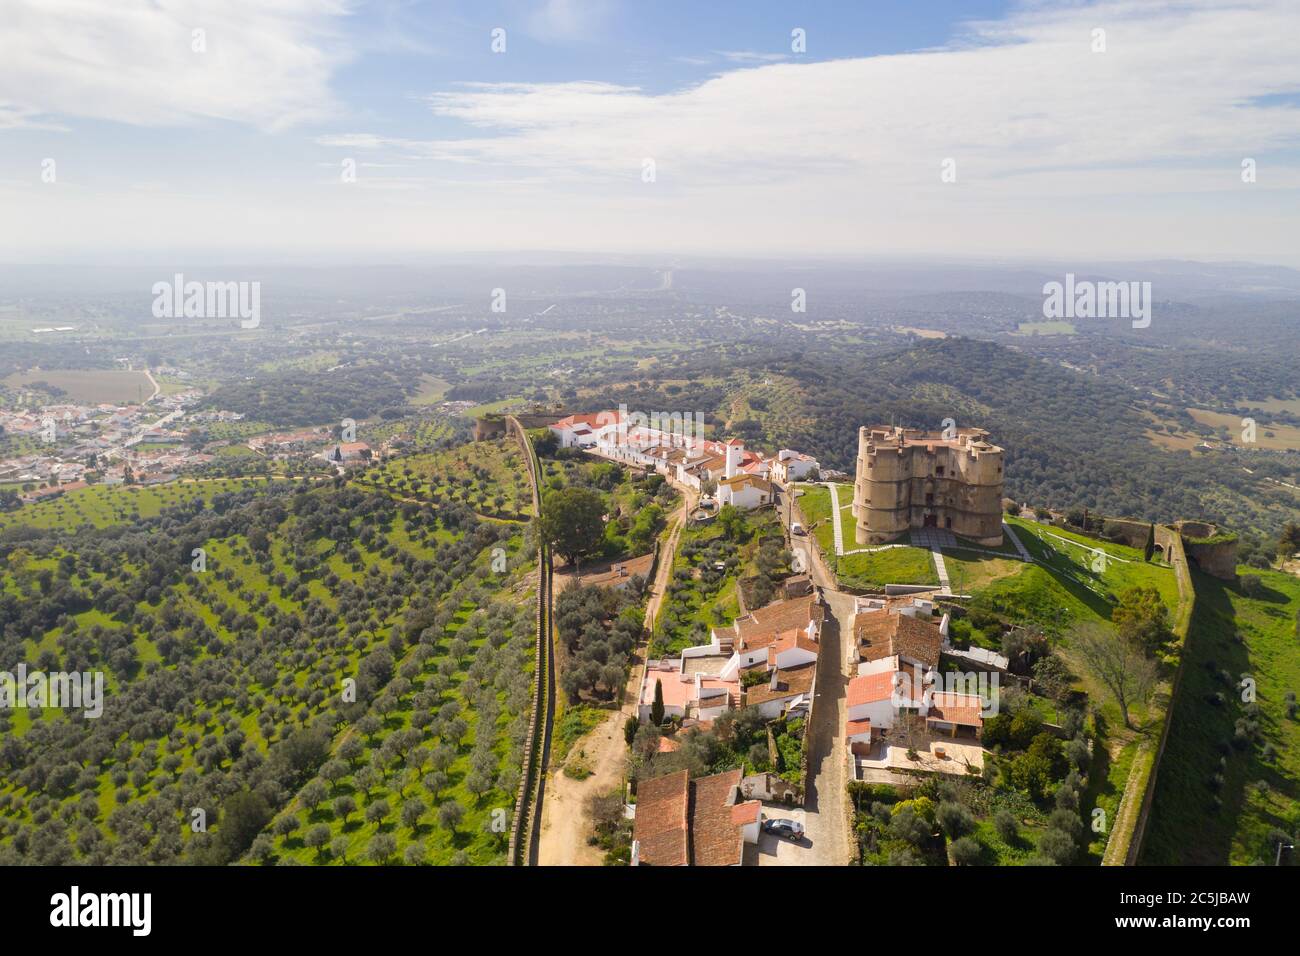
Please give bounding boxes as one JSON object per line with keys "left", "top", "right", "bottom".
{"left": 925, "top": 493, "right": 934, "bottom": 505}
{"left": 935, "top": 466, "right": 945, "bottom": 477}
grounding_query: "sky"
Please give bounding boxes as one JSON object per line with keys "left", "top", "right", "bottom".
{"left": 1, "top": 0, "right": 1299, "bottom": 265}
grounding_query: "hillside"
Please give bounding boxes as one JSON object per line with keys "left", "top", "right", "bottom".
{"left": 0, "top": 471, "right": 536, "bottom": 865}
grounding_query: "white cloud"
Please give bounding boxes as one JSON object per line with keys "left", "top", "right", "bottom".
{"left": 0, "top": 0, "right": 352, "bottom": 130}
{"left": 398, "top": 0, "right": 1300, "bottom": 200}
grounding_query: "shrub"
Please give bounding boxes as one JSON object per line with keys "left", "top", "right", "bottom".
{"left": 950, "top": 836, "right": 983, "bottom": 866}
{"left": 936, "top": 801, "right": 976, "bottom": 839}
{"left": 993, "top": 810, "right": 1019, "bottom": 844}
{"left": 1039, "top": 828, "right": 1077, "bottom": 865}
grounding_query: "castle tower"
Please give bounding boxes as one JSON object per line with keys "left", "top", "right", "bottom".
{"left": 853, "top": 425, "right": 1004, "bottom": 547}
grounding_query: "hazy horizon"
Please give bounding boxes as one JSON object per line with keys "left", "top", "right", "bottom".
{"left": 2, "top": 0, "right": 1299, "bottom": 265}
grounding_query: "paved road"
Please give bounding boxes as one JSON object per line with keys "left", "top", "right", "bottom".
{"left": 778, "top": 487, "right": 855, "bottom": 866}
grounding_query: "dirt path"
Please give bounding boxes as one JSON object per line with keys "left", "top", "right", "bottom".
{"left": 537, "top": 487, "right": 694, "bottom": 865}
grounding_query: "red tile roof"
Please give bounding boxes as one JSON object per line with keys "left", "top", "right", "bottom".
{"left": 743, "top": 662, "right": 816, "bottom": 707}
{"left": 845, "top": 717, "right": 873, "bottom": 738}
{"left": 634, "top": 770, "right": 690, "bottom": 866}
{"left": 848, "top": 671, "right": 896, "bottom": 708}
{"left": 927, "top": 692, "right": 985, "bottom": 727}
{"left": 690, "top": 769, "right": 748, "bottom": 866}
{"left": 855, "top": 611, "right": 942, "bottom": 669}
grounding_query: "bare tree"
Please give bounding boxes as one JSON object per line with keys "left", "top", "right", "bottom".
{"left": 1070, "top": 622, "right": 1158, "bottom": 729}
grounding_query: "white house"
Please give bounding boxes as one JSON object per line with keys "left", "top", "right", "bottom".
{"left": 769, "top": 449, "right": 819, "bottom": 484}
{"left": 717, "top": 472, "right": 774, "bottom": 510}
{"left": 743, "top": 662, "right": 817, "bottom": 718}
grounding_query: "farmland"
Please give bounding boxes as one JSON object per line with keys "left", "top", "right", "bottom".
{"left": 356, "top": 438, "right": 534, "bottom": 518}
{"left": 3, "top": 368, "right": 155, "bottom": 405}
{"left": 0, "top": 439, "right": 539, "bottom": 866}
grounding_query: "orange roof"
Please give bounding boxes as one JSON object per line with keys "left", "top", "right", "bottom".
{"left": 634, "top": 770, "right": 690, "bottom": 866}
{"left": 719, "top": 472, "right": 772, "bottom": 492}
{"left": 768, "top": 628, "right": 819, "bottom": 665}
{"left": 848, "top": 671, "right": 895, "bottom": 707}
{"left": 730, "top": 800, "right": 762, "bottom": 826}
{"left": 927, "top": 692, "right": 985, "bottom": 727}
{"left": 553, "top": 410, "right": 621, "bottom": 428}
{"left": 732, "top": 594, "right": 823, "bottom": 650}
{"left": 846, "top": 717, "right": 873, "bottom": 738}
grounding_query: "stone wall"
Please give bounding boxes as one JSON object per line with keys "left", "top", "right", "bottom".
{"left": 1175, "top": 520, "right": 1238, "bottom": 580}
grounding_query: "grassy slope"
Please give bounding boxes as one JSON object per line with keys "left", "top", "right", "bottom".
{"left": 1141, "top": 567, "right": 1300, "bottom": 864}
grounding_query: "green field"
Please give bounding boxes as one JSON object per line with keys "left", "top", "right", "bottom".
{"left": 793, "top": 483, "right": 935, "bottom": 590}
{"left": 0, "top": 478, "right": 289, "bottom": 531}
{"left": 3, "top": 368, "right": 155, "bottom": 405}
{"left": 357, "top": 438, "right": 532, "bottom": 517}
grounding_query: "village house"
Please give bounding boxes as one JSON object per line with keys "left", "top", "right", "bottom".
{"left": 768, "top": 449, "right": 819, "bottom": 484}
{"left": 844, "top": 591, "right": 984, "bottom": 764}
{"left": 631, "top": 768, "right": 762, "bottom": 866}
{"left": 321, "top": 441, "right": 373, "bottom": 465}
{"left": 546, "top": 411, "right": 817, "bottom": 500}
{"left": 638, "top": 662, "right": 739, "bottom": 723}
{"left": 638, "top": 591, "right": 824, "bottom": 724}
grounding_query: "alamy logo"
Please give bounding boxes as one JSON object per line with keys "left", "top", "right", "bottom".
{"left": 891, "top": 668, "right": 1000, "bottom": 717}
{"left": 605, "top": 403, "right": 705, "bottom": 447}
{"left": 151, "top": 274, "right": 261, "bottom": 328}
{"left": 50, "top": 886, "right": 151, "bottom": 936}
{"left": 0, "top": 664, "right": 104, "bottom": 718}
{"left": 1042, "top": 273, "right": 1151, "bottom": 329}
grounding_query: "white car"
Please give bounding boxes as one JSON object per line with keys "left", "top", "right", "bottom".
{"left": 790, "top": 522, "right": 805, "bottom": 536}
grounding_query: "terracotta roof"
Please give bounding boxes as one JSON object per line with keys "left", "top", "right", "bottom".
{"left": 641, "top": 667, "right": 695, "bottom": 709}
{"left": 732, "top": 594, "right": 823, "bottom": 650}
{"left": 719, "top": 472, "right": 772, "bottom": 492}
{"left": 768, "top": 628, "right": 819, "bottom": 665}
{"left": 690, "top": 769, "right": 747, "bottom": 866}
{"left": 846, "top": 717, "right": 873, "bottom": 738}
{"left": 634, "top": 770, "right": 690, "bottom": 866}
{"left": 730, "top": 799, "right": 762, "bottom": 826}
{"left": 927, "top": 692, "right": 985, "bottom": 727}
{"left": 855, "top": 612, "right": 942, "bottom": 669}
{"left": 848, "top": 670, "right": 896, "bottom": 708}
{"left": 553, "top": 411, "right": 621, "bottom": 428}
{"left": 744, "top": 662, "right": 816, "bottom": 707}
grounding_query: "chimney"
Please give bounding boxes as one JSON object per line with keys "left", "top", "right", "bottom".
{"left": 769, "top": 669, "right": 780, "bottom": 691}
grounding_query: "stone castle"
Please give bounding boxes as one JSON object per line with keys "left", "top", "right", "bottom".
{"left": 853, "top": 425, "right": 1005, "bottom": 547}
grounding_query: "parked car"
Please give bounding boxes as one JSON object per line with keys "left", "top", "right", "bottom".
{"left": 790, "top": 522, "right": 805, "bottom": 536}
{"left": 763, "top": 818, "right": 805, "bottom": 840}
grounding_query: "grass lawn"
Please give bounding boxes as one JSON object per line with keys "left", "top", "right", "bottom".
{"left": 835, "top": 547, "right": 938, "bottom": 591}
